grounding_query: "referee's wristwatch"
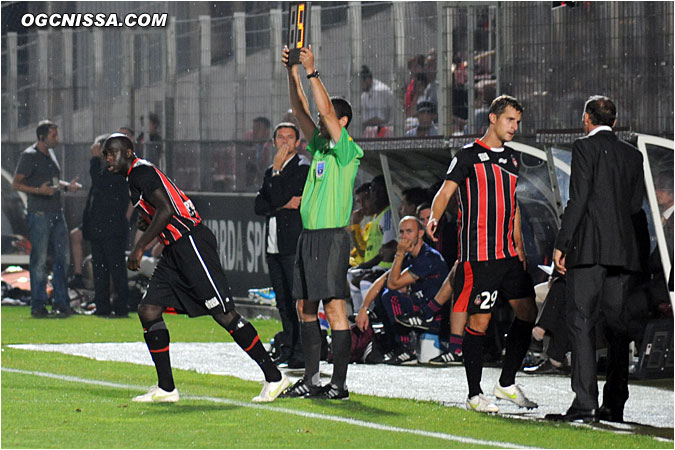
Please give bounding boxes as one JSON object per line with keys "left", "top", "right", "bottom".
{"left": 272, "top": 169, "right": 281, "bottom": 177}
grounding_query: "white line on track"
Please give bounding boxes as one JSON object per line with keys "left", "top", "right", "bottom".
{"left": 2, "top": 366, "right": 536, "bottom": 449}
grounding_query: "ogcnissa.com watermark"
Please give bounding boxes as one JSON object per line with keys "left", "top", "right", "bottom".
{"left": 21, "top": 13, "right": 168, "bottom": 28}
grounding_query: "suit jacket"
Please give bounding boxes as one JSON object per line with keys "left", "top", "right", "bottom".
{"left": 554, "top": 130, "right": 644, "bottom": 271}
{"left": 254, "top": 154, "right": 309, "bottom": 255}
{"left": 82, "top": 156, "right": 130, "bottom": 241}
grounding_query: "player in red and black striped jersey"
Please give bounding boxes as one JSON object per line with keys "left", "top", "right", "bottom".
{"left": 103, "top": 134, "right": 289, "bottom": 403}
{"left": 427, "top": 96, "right": 538, "bottom": 413}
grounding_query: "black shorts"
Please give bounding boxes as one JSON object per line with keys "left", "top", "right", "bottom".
{"left": 453, "top": 257, "right": 534, "bottom": 315}
{"left": 293, "top": 227, "right": 351, "bottom": 302}
{"left": 141, "top": 224, "right": 235, "bottom": 317}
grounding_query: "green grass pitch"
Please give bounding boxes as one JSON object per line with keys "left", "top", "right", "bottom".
{"left": 1, "top": 306, "right": 672, "bottom": 448}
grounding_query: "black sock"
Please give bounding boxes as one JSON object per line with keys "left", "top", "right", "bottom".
{"left": 301, "top": 320, "right": 322, "bottom": 386}
{"left": 463, "top": 326, "right": 486, "bottom": 398}
{"left": 499, "top": 318, "right": 534, "bottom": 387}
{"left": 227, "top": 314, "right": 281, "bottom": 383}
{"left": 142, "top": 319, "right": 175, "bottom": 392}
{"left": 449, "top": 333, "right": 463, "bottom": 355}
{"left": 330, "top": 329, "right": 351, "bottom": 389}
{"left": 422, "top": 298, "right": 443, "bottom": 319}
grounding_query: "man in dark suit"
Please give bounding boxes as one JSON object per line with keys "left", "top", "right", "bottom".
{"left": 82, "top": 133, "right": 131, "bottom": 317}
{"left": 547, "top": 96, "right": 644, "bottom": 423}
{"left": 254, "top": 122, "right": 310, "bottom": 368}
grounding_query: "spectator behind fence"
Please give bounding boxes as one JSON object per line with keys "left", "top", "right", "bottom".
{"left": 347, "top": 175, "right": 397, "bottom": 312}
{"left": 245, "top": 117, "right": 273, "bottom": 189}
{"left": 348, "top": 182, "right": 373, "bottom": 267}
{"left": 103, "top": 133, "right": 288, "bottom": 404}
{"left": 405, "top": 100, "right": 439, "bottom": 137}
{"left": 356, "top": 216, "right": 448, "bottom": 365}
{"left": 548, "top": 96, "right": 645, "bottom": 424}
{"left": 138, "top": 112, "right": 164, "bottom": 163}
{"left": 404, "top": 54, "right": 428, "bottom": 118}
{"left": 428, "top": 95, "right": 538, "bottom": 414}
{"left": 118, "top": 126, "right": 136, "bottom": 142}
{"left": 254, "top": 122, "right": 310, "bottom": 369}
{"left": 452, "top": 53, "right": 468, "bottom": 122}
{"left": 359, "top": 65, "right": 394, "bottom": 137}
{"left": 421, "top": 50, "right": 438, "bottom": 107}
{"left": 280, "top": 44, "right": 363, "bottom": 400}
{"left": 12, "top": 120, "right": 82, "bottom": 318}
{"left": 138, "top": 112, "right": 162, "bottom": 143}
{"left": 82, "top": 133, "right": 131, "bottom": 317}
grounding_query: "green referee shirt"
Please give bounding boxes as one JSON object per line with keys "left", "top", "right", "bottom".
{"left": 300, "top": 127, "right": 363, "bottom": 229}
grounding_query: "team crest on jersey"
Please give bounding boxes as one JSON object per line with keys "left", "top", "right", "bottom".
{"left": 478, "top": 152, "right": 489, "bottom": 162}
{"left": 511, "top": 155, "right": 518, "bottom": 168}
{"left": 316, "top": 161, "right": 325, "bottom": 178}
{"left": 205, "top": 297, "right": 219, "bottom": 309}
{"left": 474, "top": 294, "right": 482, "bottom": 305}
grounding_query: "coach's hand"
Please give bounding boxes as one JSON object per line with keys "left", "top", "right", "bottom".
{"left": 127, "top": 246, "right": 143, "bottom": 271}
{"left": 553, "top": 248, "right": 566, "bottom": 275}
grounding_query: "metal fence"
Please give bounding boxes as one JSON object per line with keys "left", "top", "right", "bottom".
{"left": 1, "top": 2, "right": 673, "bottom": 173}
{"left": 500, "top": 2, "right": 674, "bottom": 135}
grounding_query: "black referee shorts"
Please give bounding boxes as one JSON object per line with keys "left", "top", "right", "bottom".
{"left": 453, "top": 257, "right": 534, "bottom": 315}
{"left": 293, "top": 227, "right": 351, "bottom": 302}
{"left": 141, "top": 224, "right": 235, "bottom": 317}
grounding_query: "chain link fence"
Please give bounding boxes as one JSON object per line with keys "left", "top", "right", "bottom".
{"left": 2, "top": 1, "right": 673, "bottom": 192}
{"left": 500, "top": 2, "right": 673, "bottom": 135}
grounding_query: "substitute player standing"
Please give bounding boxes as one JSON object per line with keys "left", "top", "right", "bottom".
{"left": 102, "top": 133, "right": 289, "bottom": 403}
{"left": 427, "top": 95, "right": 538, "bottom": 413}
{"left": 280, "top": 44, "right": 363, "bottom": 399}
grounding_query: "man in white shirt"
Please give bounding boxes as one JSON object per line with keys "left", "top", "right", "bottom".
{"left": 359, "top": 65, "right": 394, "bottom": 133}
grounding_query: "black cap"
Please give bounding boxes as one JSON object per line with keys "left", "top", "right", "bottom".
{"left": 416, "top": 100, "right": 436, "bottom": 113}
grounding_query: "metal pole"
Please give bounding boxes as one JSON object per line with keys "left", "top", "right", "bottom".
{"left": 7, "top": 32, "right": 18, "bottom": 141}
{"left": 379, "top": 153, "right": 400, "bottom": 228}
{"left": 348, "top": 2, "right": 362, "bottom": 133}
{"left": 467, "top": 7, "right": 475, "bottom": 134}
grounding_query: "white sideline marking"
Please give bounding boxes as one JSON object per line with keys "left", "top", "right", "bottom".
{"left": 2, "top": 366, "right": 534, "bottom": 449}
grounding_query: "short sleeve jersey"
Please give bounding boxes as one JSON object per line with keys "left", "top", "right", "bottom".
{"left": 300, "top": 128, "right": 363, "bottom": 229}
{"left": 126, "top": 158, "right": 201, "bottom": 246}
{"left": 403, "top": 243, "right": 448, "bottom": 301}
{"left": 14, "top": 144, "right": 63, "bottom": 212}
{"left": 446, "top": 139, "right": 520, "bottom": 262}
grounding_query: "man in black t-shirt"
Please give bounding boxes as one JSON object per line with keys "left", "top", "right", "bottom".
{"left": 103, "top": 133, "right": 288, "bottom": 403}
{"left": 427, "top": 96, "right": 538, "bottom": 414}
{"left": 12, "top": 120, "right": 82, "bottom": 318}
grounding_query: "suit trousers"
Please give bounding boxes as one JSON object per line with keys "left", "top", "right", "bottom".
{"left": 566, "top": 264, "right": 631, "bottom": 410}
{"left": 91, "top": 235, "right": 129, "bottom": 315}
{"left": 266, "top": 252, "right": 303, "bottom": 360}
